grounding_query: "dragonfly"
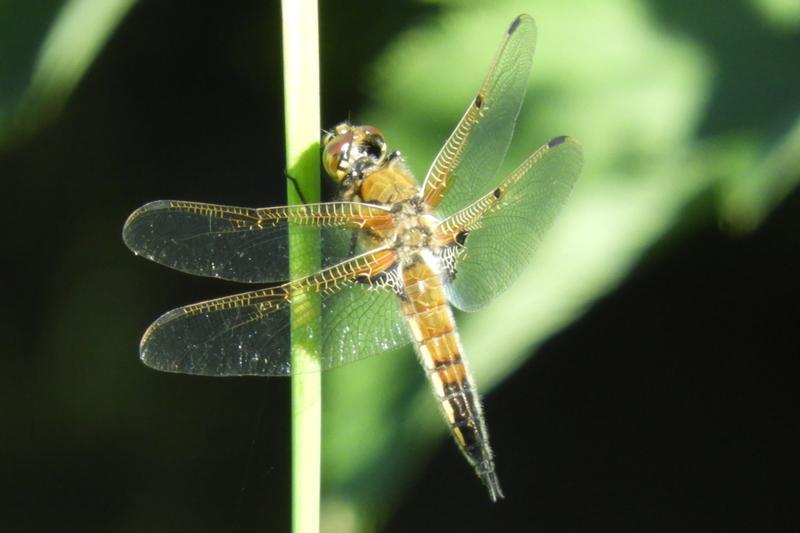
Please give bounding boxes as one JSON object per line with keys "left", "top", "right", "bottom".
{"left": 123, "top": 14, "right": 582, "bottom": 501}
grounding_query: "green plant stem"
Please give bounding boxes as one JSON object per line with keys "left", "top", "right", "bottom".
{"left": 281, "top": 0, "right": 321, "bottom": 532}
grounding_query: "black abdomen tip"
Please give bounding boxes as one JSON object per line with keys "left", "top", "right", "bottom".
{"left": 548, "top": 135, "right": 569, "bottom": 148}
{"left": 483, "top": 470, "right": 505, "bottom": 502}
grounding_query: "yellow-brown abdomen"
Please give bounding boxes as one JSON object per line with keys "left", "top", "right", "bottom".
{"left": 400, "top": 259, "right": 503, "bottom": 500}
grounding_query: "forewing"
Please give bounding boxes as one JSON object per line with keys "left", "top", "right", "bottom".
{"left": 421, "top": 14, "right": 537, "bottom": 218}
{"left": 123, "top": 200, "right": 393, "bottom": 283}
{"left": 437, "top": 137, "right": 583, "bottom": 311}
{"left": 139, "top": 249, "right": 411, "bottom": 376}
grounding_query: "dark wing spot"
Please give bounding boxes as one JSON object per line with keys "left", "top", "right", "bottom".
{"left": 363, "top": 266, "right": 405, "bottom": 295}
{"left": 474, "top": 94, "right": 483, "bottom": 109}
{"left": 508, "top": 15, "right": 522, "bottom": 34}
{"left": 492, "top": 188, "right": 502, "bottom": 199}
{"left": 548, "top": 135, "right": 569, "bottom": 148}
{"left": 455, "top": 231, "right": 469, "bottom": 246}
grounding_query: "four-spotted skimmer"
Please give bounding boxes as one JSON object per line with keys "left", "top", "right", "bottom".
{"left": 123, "top": 14, "right": 582, "bottom": 501}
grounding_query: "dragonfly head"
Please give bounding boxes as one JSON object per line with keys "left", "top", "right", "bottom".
{"left": 322, "top": 123, "right": 388, "bottom": 192}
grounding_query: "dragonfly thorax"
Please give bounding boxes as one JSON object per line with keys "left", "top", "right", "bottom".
{"left": 391, "top": 203, "right": 441, "bottom": 262}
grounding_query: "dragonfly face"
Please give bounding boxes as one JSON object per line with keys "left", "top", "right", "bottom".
{"left": 323, "top": 122, "right": 421, "bottom": 206}
{"left": 123, "top": 14, "right": 583, "bottom": 502}
{"left": 322, "top": 123, "right": 388, "bottom": 196}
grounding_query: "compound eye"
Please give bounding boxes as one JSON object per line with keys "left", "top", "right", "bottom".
{"left": 322, "top": 133, "right": 353, "bottom": 181}
{"left": 360, "top": 126, "right": 386, "bottom": 160}
{"left": 321, "top": 124, "right": 388, "bottom": 182}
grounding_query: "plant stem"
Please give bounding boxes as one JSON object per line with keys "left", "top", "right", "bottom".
{"left": 281, "top": 0, "right": 321, "bottom": 532}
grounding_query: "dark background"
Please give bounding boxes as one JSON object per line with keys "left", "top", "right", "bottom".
{"left": 2, "top": 1, "right": 797, "bottom": 531}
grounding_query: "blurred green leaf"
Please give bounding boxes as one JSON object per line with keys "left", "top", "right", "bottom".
{"left": 320, "top": 0, "right": 800, "bottom": 529}
{"left": 717, "top": 116, "right": 800, "bottom": 231}
{"left": 0, "top": 0, "right": 136, "bottom": 149}
{"left": 750, "top": 0, "right": 800, "bottom": 31}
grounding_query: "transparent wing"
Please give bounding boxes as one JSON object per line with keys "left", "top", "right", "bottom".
{"left": 421, "top": 14, "right": 537, "bottom": 218}
{"left": 123, "top": 200, "right": 394, "bottom": 282}
{"left": 435, "top": 136, "right": 583, "bottom": 311}
{"left": 139, "top": 249, "right": 411, "bottom": 376}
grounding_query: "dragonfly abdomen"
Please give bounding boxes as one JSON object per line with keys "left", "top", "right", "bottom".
{"left": 400, "top": 259, "right": 504, "bottom": 501}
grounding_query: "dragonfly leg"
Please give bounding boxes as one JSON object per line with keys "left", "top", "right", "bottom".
{"left": 284, "top": 170, "right": 308, "bottom": 204}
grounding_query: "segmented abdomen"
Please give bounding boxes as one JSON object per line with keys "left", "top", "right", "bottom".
{"left": 399, "top": 259, "right": 503, "bottom": 501}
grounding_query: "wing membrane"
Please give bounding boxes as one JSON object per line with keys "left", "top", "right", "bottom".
{"left": 421, "top": 14, "right": 537, "bottom": 217}
{"left": 140, "top": 248, "right": 411, "bottom": 376}
{"left": 123, "top": 200, "right": 393, "bottom": 282}
{"left": 436, "top": 136, "right": 583, "bottom": 311}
